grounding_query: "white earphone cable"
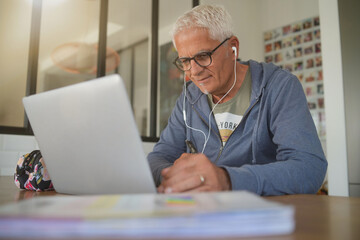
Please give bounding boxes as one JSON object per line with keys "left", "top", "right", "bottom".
{"left": 201, "top": 52, "right": 237, "bottom": 153}
{"left": 183, "top": 75, "right": 207, "bottom": 144}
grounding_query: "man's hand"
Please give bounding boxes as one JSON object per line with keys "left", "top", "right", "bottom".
{"left": 157, "top": 153, "right": 231, "bottom": 193}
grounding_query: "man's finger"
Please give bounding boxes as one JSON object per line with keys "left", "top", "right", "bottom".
{"left": 157, "top": 185, "right": 164, "bottom": 193}
{"left": 162, "top": 155, "right": 195, "bottom": 179}
{"left": 184, "top": 185, "right": 210, "bottom": 193}
{"left": 163, "top": 173, "right": 206, "bottom": 193}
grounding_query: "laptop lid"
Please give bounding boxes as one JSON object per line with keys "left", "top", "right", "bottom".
{"left": 23, "top": 74, "right": 156, "bottom": 195}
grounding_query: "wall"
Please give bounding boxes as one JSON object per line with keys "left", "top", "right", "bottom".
{"left": 319, "top": 0, "right": 351, "bottom": 196}
{"left": 201, "top": 0, "right": 263, "bottom": 62}
{"left": 0, "top": 134, "right": 38, "bottom": 176}
{"left": 0, "top": 0, "right": 31, "bottom": 127}
{"left": 260, "top": 0, "right": 319, "bottom": 31}
{"left": 260, "top": 0, "right": 359, "bottom": 196}
{"left": 338, "top": 0, "right": 360, "bottom": 196}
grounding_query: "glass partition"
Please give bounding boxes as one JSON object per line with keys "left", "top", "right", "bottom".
{"left": 108, "top": 0, "right": 151, "bottom": 136}
{"left": 0, "top": 0, "right": 32, "bottom": 127}
{"left": 36, "top": 0, "right": 101, "bottom": 93}
{"left": 157, "top": 0, "right": 192, "bottom": 135}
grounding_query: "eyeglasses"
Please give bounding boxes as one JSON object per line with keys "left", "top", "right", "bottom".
{"left": 173, "top": 38, "right": 230, "bottom": 71}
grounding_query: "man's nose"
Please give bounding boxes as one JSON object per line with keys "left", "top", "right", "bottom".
{"left": 189, "top": 59, "right": 203, "bottom": 76}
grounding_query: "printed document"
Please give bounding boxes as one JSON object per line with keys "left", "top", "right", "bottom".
{"left": 0, "top": 191, "right": 295, "bottom": 238}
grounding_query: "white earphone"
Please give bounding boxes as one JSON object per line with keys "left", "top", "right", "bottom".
{"left": 232, "top": 46, "right": 237, "bottom": 57}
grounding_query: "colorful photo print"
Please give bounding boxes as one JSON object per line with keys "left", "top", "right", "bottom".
{"left": 285, "top": 50, "right": 293, "bottom": 60}
{"left": 274, "top": 53, "right": 283, "bottom": 63}
{"left": 314, "top": 17, "right": 320, "bottom": 26}
{"left": 294, "top": 47, "right": 302, "bottom": 58}
{"left": 308, "top": 101, "right": 317, "bottom": 110}
{"left": 282, "top": 25, "right": 292, "bottom": 35}
{"left": 306, "top": 58, "right": 314, "bottom": 69}
{"left": 294, "top": 61, "right": 303, "bottom": 71}
{"left": 296, "top": 73, "right": 304, "bottom": 82}
{"left": 303, "top": 19, "right": 312, "bottom": 30}
{"left": 284, "top": 64, "right": 293, "bottom": 72}
{"left": 274, "top": 41, "right": 282, "bottom": 50}
{"left": 306, "top": 86, "right": 316, "bottom": 97}
{"left": 318, "top": 98, "right": 324, "bottom": 108}
{"left": 315, "top": 43, "right": 321, "bottom": 53}
{"left": 317, "top": 70, "right": 323, "bottom": 81}
{"left": 315, "top": 56, "right": 322, "bottom": 67}
{"left": 292, "top": 23, "right": 302, "bottom": 33}
{"left": 265, "top": 55, "right": 273, "bottom": 63}
{"left": 314, "top": 29, "right": 321, "bottom": 39}
{"left": 293, "top": 35, "right": 302, "bottom": 46}
{"left": 304, "top": 45, "right": 314, "bottom": 55}
{"left": 317, "top": 84, "right": 324, "bottom": 94}
{"left": 305, "top": 72, "right": 316, "bottom": 82}
{"left": 265, "top": 43, "right": 272, "bottom": 53}
{"left": 282, "top": 37, "right": 292, "bottom": 48}
{"left": 264, "top": 31, "right": 272, "bottom": 41}
{"left": 304, "top": 32, "right": 313, "bottom": 42}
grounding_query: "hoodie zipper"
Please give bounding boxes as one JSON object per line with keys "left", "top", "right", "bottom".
{"left": 215, "top": 96, "right": 261, "bottom": 163}
{"left": 191, "top": 94, "right": 262, "bottom": 163}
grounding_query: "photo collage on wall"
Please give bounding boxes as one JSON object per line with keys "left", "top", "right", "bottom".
{"left": 264, "top": 16, "right": 325, "bottom": 141}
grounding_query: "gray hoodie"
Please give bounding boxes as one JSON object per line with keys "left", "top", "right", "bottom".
{"left": 148, "top": 60, "right": 327, "bottom": 196}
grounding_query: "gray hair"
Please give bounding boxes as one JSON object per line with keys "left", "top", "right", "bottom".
{"left": 171, "top": 5, "right": 234, "bottom": 46}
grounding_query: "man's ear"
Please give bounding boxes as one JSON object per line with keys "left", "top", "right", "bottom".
{"left": 229, "top": 36, "right": 239, "bottom": 59}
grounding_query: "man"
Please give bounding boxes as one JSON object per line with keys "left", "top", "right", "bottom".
{"left": 148, "top": 5, "right": 327, "bottom": 196}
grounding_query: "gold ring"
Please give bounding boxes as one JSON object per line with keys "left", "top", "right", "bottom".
{"left": 199, "top": 175, "right": 205, "bottom": 184}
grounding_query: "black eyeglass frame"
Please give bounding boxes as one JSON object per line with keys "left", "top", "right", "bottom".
{"left": 173, "top": 37, "right": 230, "bottom": 71}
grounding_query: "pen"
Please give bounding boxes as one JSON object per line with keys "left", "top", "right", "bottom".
{"left": 185, "top": 140, "right": 198, "bottom": 153}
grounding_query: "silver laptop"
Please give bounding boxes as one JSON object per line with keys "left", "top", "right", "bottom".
{"left": 23, "top": 74, "right": 156, "bottom": 195}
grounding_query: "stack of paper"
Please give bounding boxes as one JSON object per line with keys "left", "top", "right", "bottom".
{"left": 0, "top": 191, "right": 294, "bottom": 238}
